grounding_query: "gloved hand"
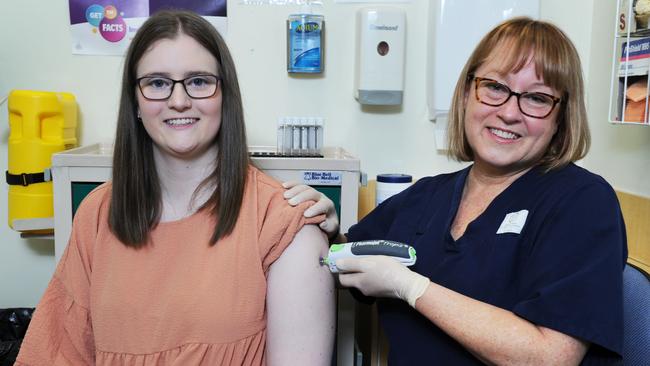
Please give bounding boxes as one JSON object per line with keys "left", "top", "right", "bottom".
{"left": 283, "top": 181, "right": 339, "bottom": 239}
{"left": 336, "top": 256, "right": 430, "bottom": 308}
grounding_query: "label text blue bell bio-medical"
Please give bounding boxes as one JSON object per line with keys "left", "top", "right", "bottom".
{"left": 287, "top": 14, "right": 324, "bottom": 73}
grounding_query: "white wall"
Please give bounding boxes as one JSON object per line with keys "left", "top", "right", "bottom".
{"left": 1, "top": 0, "right": 648, "bottom": 307}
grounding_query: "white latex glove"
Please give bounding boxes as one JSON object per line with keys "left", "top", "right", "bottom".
{"left": 282, "top": 181, "right": 339, "bottom": 239}
{"left": 336, "top": 256, "right": 430, "bottom": 308}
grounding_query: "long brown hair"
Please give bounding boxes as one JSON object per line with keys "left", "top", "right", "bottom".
{"left": 447, "top": 17, "right": 590, "bottom": 171}
{"left": 109, "top": 10, "right": 249, "bottom": 247}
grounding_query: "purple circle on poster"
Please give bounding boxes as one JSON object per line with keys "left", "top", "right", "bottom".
{"left": 99, "top": 16, "right": 126, "bottom": 43}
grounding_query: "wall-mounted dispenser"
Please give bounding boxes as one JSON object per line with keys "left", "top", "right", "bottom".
{"left": 287, "top": 3, "right": 324, "bottom": 74}
{"left": 355, "top": 7, "right": 405, "bottom": 106}
{"left": 426, "top": 0, "right": 539, "bottom": 149}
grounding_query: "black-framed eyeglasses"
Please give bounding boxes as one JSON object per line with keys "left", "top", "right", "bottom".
{"left": 471, "top": 75, "right": 562, "bottom": 119}
{"left": 137, "top": 74, "right": 221, "bottom": 101}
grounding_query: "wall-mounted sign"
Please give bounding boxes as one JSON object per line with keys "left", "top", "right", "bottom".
{"left": 68, "top": 0, "right": 227, "bottom": 55}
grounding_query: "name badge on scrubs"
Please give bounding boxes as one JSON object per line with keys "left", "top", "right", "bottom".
{"left": 496, "top": 210, "right": 529, "bottom": 234}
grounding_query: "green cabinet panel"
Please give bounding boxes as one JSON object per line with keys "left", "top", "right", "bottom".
{"left": 71, "top": 182, "right": 102, "bottom": 217}
{"left": 71, "top": 182, "right": 342, "bottom": 220}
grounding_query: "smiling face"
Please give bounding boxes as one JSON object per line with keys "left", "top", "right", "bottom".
{"left": 463, "top": 52, "right": 560, "bottom": 175}
{"left": 136, "top": 33, "right": 222, "bottom": 160}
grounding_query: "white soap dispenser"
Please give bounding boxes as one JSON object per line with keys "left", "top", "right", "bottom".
{"left": 355, "top": 7, "right": 406, "bottom": 105}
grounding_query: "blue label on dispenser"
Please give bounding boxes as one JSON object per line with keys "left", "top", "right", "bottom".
{"left": 288, "top": 15, "right": 323, "bottom": 73}
{"left": 302, "top": 171, "right": 342, "bottom": 185}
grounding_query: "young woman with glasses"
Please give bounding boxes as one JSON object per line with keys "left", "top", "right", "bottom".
{"left": 286, "top": 17, "right": 627, "bottom": 365}
{"left": 16, "top": 10, "right": 334, "bottom": 365}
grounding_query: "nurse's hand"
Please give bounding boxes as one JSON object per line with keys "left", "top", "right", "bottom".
{"left": 283, "top": 181, "right": 339, "bottom": 239}
{"left": 336, "top": 256, "right": 430, "bottom": 308}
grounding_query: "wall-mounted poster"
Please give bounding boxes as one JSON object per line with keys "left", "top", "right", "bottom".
{"left": 69, "top": 1, "right": 227, "bottom": 55}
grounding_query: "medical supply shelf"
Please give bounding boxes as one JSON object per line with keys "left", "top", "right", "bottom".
{"left": 51, "top": 142, "right": 361, "bottom": 366}
{"left": 610, "top": 0, "right": 650, "bottom": 125}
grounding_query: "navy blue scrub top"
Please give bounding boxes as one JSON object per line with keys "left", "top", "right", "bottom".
{"left": 346, "top": 163, "right": 627, "bottom": 365}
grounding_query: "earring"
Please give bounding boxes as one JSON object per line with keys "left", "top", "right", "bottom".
{"left": 137, "top": 110, "right": 141, "bottom": 120}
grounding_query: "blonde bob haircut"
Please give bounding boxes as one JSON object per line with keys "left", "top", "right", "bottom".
{"left": 447, "top": 17, "right": 590, "bottom": 171}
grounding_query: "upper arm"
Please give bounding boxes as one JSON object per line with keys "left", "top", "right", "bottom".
{"left": 266, "top": 224, "right": 335, "bottom": 366}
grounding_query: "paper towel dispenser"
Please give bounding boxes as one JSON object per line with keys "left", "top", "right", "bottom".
{"left": 426, "top": 0, "right": 540, "bottom": 121}
{"left": 426, "top": 0, "right": 539, "bottom": 150}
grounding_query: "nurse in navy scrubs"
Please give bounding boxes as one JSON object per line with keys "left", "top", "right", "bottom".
{"left": 286, "top": 17, "right": 627, "bottom": 365}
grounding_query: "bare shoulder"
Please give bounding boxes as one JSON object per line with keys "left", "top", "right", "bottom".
{"left": 280, "top": 225, "right": 329, "bottom": 260}
{"left": 268, "top": 224, "right": 331, "bottom": 290}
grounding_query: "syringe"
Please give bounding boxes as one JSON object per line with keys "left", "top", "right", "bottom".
{"left": 320, "top": 240, "right": 417, "bottom": 273}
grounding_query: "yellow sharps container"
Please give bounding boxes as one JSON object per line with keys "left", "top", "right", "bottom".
{"left": 6, "top": 90, "right": 77, "bottom": 232}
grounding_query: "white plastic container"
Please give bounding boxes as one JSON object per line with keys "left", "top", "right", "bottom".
{"left": 376, "top": 173, "right": 412, "bottom": 206}
{"left": 355, "top": 7, "right": 406, "bottom": 105}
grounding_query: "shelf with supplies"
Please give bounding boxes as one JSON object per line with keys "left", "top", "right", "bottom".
{"left": 610, "top": 0, "right": 650, "bottom": 125}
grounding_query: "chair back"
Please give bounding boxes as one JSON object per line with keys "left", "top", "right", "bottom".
{"left": 622, "top": 263, "right": 650, "bottom": 365}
